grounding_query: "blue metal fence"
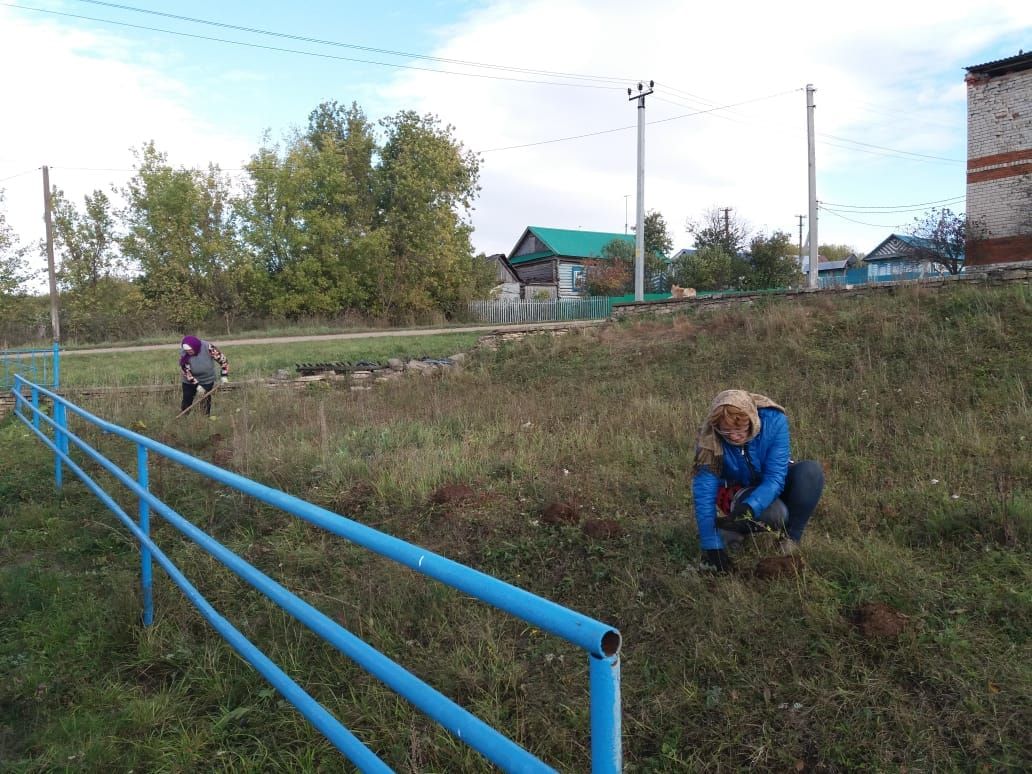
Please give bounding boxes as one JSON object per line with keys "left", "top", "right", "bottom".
{"left": 1, "top": 342, "right": 60, "bottom": 391}
{"left": 11, "top": 376, "right": 622, "bottom": 773}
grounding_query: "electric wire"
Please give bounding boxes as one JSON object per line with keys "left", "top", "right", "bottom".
{"left": 820, "top": 195, "right": 965, "bottom": 212}
{"left": 3, "top": 2, "right": 626, "bottom": 90}
{"left": 0, "top": 168, "right": 40, "bottom": 183}
{"left": 819, "top": 206, "right": 910, "bottom": 228}
{"left": 71, "top": 0, "right": 638, "bottom": 86}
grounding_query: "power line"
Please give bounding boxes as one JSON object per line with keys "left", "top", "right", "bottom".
{"left": 4, "top": 2, "right": 625, "bottom": 90}
{"left": 71, "top": 0, "right": 637, "bottom": 86}
{"left": 0, "top": 167, "right": 40, "bottom": 183}
{"left": 480, "top": 88, "right": 800, "bottom": 153}
{"left": 819, "top": 206, "right": 909, "bottom": 229}
{"left": 819, "top": 133, "right": 962, "bottom": 163}
{"left": 820, "top": 195, "right": 964, "bottom": 212}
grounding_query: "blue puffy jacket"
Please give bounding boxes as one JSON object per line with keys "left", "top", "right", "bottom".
{"left": 692, "top": 407, "right": 790, "bottom": 549}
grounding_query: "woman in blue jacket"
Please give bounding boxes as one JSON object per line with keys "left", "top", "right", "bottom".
{"left": 692, "top": 390, "right": 824, "bottom": 573}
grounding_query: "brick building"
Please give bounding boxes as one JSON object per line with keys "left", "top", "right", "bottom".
{"left": 965, "top": 51, "right": 1032, "bottom": 264}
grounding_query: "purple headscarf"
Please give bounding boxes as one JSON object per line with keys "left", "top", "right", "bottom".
{"left": 180, "top": 336, "right": 203, "bottom": 367}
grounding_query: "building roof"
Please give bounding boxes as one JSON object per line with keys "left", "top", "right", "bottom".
{"left": 508, "top": 226, "right": 635, "bottom": 266}
{"left": 965, "top": 51, "right": 1032, "bottom": 77}
{"left": 865, "top": 233, "right": 938, "bottom": 262}
{"left": 817, "top": 260, "right": 848, "bottom": 272}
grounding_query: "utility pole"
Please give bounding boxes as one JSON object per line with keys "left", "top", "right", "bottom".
{"left": 628, "top": 80, "right": 653, "bottom": 301}
{"left": 42, "top": 165, "right": 60, "bottom": 343}
{"left": 624, "top": 194, "right": 630, "bottom": 235}
{"left": 721, "top": 207, "right": 731, "bottom": 244}
{"left": 806, "top": 84, "right": 818, "bottom": 288}
{"left": 796, "top": 214, "right": 806, "bottom": 272}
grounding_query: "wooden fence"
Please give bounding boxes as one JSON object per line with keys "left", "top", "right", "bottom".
{"left": 468, "top": 297, "right": 613, "bottom": 324}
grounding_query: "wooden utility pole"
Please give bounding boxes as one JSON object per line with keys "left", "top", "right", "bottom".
{"left": 42, "top": 165, "right": 60, "bottom": 343}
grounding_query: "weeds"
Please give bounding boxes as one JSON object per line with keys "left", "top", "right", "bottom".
{"left": 1, "top": 283, "right": 1030, "bottom": 770}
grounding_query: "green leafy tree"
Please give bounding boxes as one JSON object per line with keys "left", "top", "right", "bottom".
{"left": 369, "top": 110, "right": 482, "bottom": 318}
{"left": 0, "top": 190, "right": 30, "bottom": 295}
{"left": 51, "top": 188, "right": 120, "bottom": 291}
{"left": 746, "top": 230, "right": 804, "bottom": 289}
{"left": 819, "top": 243, "right": 859, "bottom": 262}
{"left": 671, "top": 245, "right": 750, "bottom": 291}
{"left": 644, "top": 210, "right": 673, "bottom": 258}
{"left": 687, "top": 206, "right": 750, "bottom": 255}
{"left": 121, "top": 143, "right": 249, "bottom": 329}
{"left": 584, "top": 239, "right": 634, "bottom": 295}
{"left": 908, "top": 207, "right": 987, "bottom": 275}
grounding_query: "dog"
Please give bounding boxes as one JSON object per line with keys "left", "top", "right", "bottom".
{"left": 671, "top": 284, "right": 697, "bottom": 299}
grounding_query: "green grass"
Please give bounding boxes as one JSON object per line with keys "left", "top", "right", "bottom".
{"left": 1, "top": 283, "right": 1030, "bottom": 771}
{"left": 56, "top": 332, "right": 482, "bottom": 387}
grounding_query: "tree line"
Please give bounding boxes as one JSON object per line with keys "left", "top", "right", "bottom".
{"left": 1, "top": 101, "right": 495, "bottom": 343}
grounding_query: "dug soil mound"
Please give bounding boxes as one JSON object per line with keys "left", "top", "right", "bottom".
{"left": 540, "top": 500, "right": 582, "bottom": 525}
{"left": 852, "top": 602, "right": 910, "bottom": 639}
{"left": 429, "top": 483, "right": 477, "bottom": 505}
{"left": 754, "top": 555, "right": 805, "bottom": 579}
{"left": 581, "top": 518, "right": 623, "bottom": 540}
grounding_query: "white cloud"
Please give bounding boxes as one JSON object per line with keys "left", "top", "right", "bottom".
{"left": 386, "top": 0, "right": 1031, "bottom": 254}
{"left": 0, "top": 7, "right": 253, "bottom": 276}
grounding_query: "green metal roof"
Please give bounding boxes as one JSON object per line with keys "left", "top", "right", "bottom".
{"left": 529, "top": 226, "right": 633, "bottom": 258}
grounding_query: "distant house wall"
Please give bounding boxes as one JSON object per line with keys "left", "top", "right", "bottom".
{"left": 513, "top": 260, "right": 556, "bottom": 286}
{"left": 966, "top": 54, "right": 1032, "bottom": 264}
{"left": 557, "top": 261, "right": 587, "bottom": 298}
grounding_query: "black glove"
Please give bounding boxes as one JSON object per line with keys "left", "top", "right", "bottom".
{"left": 701, "top": 548, "right": 734, "bottom": 573}
{"left": 730, "top": 500, "right": 754, "bottom": 520}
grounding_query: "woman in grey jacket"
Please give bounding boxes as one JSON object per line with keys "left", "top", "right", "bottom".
{"left": 179, "top": 335, "right": 229, "bottom": 416}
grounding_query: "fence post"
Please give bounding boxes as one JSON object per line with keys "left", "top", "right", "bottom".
{"left": 54, "top": 400, "right": 65, "bottom": 488}
{"left": 52, "top": 341, "right": 60, "bottom": 389}
{"left": 137, "top": 443, "right": 154, "bottom": 626}
{"left": 31, "top": 384, "right": 40, "bottom": 431}
{"left": 589, "top": 652, "right": 622, "bottom": 773}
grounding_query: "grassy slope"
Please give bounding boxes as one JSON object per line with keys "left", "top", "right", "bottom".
{"left": 1, "top": 284, "right": 1030, "bottom": 772}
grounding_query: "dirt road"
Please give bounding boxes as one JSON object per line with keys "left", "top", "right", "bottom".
{"left": 60, "top": 320, "right": 605, "bottom": 356}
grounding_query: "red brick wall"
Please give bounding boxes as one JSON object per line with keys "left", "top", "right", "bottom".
{"left": 966, "top": 235, "right": 1032, "bottom": 265}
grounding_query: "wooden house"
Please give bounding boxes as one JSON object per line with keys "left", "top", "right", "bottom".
{"left": 507, "top": 227, "right": 635, "bottom": 299}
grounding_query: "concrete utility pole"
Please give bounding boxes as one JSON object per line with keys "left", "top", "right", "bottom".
{"left": 42, "top": 165, "right": 60, "bottom": 343}
{"left": 796, "top": 214, "right": 806, "bottom": 272}
{"left": 806, "top": 84, "right": 818, "bottom": 288}
{"left": 721, "top": 207, "right": 732, "bottom": 243}
{"left": 628, "top": 80, "right": 653, "bottom": 301}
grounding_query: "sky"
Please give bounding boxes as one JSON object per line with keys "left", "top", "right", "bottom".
{"left": 1, "top": 0, "right": 1030, "bottom": 283}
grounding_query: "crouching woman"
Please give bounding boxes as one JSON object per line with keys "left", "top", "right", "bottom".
{"left": 692, "top": 390, "right": 824, "bottom": 573}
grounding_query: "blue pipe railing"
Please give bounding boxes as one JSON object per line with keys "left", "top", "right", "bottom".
{"left": 11, "top": 376, "right": 622, "bottom": 773}
{"left": 1, "top": 342, "right": 60, "bottom": 391}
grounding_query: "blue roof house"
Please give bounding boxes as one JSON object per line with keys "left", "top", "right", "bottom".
{"left": 863, "top": 234, "right": 958, "bottom": 281}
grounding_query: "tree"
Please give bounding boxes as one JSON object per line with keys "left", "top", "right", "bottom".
{"left": 51, "top": 188, "right": 120, "bottom": 291}
{"left": 584, "top": 239, "right": 634, "bottom": 296}
{"left": 671, "top": 245, "right": 750, "bottom": 291}
{"left": 687, "top": 206, "right": 750, "bottom": 256}
{"left": 819, "top": 243, "right": 859, "bottom": 262}
{"left": 121, "top": 142, "right": 249, "bottom": 328}
{"left": 746, "top": 230, "right": 804, "bottom": 290}
{"left": 908, "top": 207, "right": 987, "bottom": 275}
{"left": 0, "top": 190, "right": 30, "bottom": 295}
{"left": 369, "top": 110, "right": 482, "bottom": 318}
{"left": 644, "top": 210, "right": 673, "bottom": 258}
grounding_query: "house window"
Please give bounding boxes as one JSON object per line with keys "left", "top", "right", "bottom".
{"left": 571, "top": 266, "right": 586, "bottom": 293}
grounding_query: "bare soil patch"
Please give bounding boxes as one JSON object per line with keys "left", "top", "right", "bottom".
{"left": 754, "top": 555, "right": 805, "bottom": 579}
{"left": 852, "top": 602, "right": 910, "bottom": 639}
{"left": 429, "top": 484, "right": 478, "bottom": 506}
{"left": 540, "top": 500, "right": 582, "bottom": 525}
{"left": 581, "top": 518, "right": 623, "bottom": 540}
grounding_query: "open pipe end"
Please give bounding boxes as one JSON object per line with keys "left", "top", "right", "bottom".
{"left": 600, "top": 630, "right": 621, "bottom": 658}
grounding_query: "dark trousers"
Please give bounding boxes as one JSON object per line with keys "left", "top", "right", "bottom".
{"left": 719, "top": 460, "right": 825, "bottom": 544}
{"left": 181, "top": 382, "right": 215, "bottom": 415}
{"left": 779, "top": 460, "right": 825, "bottom": 541}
